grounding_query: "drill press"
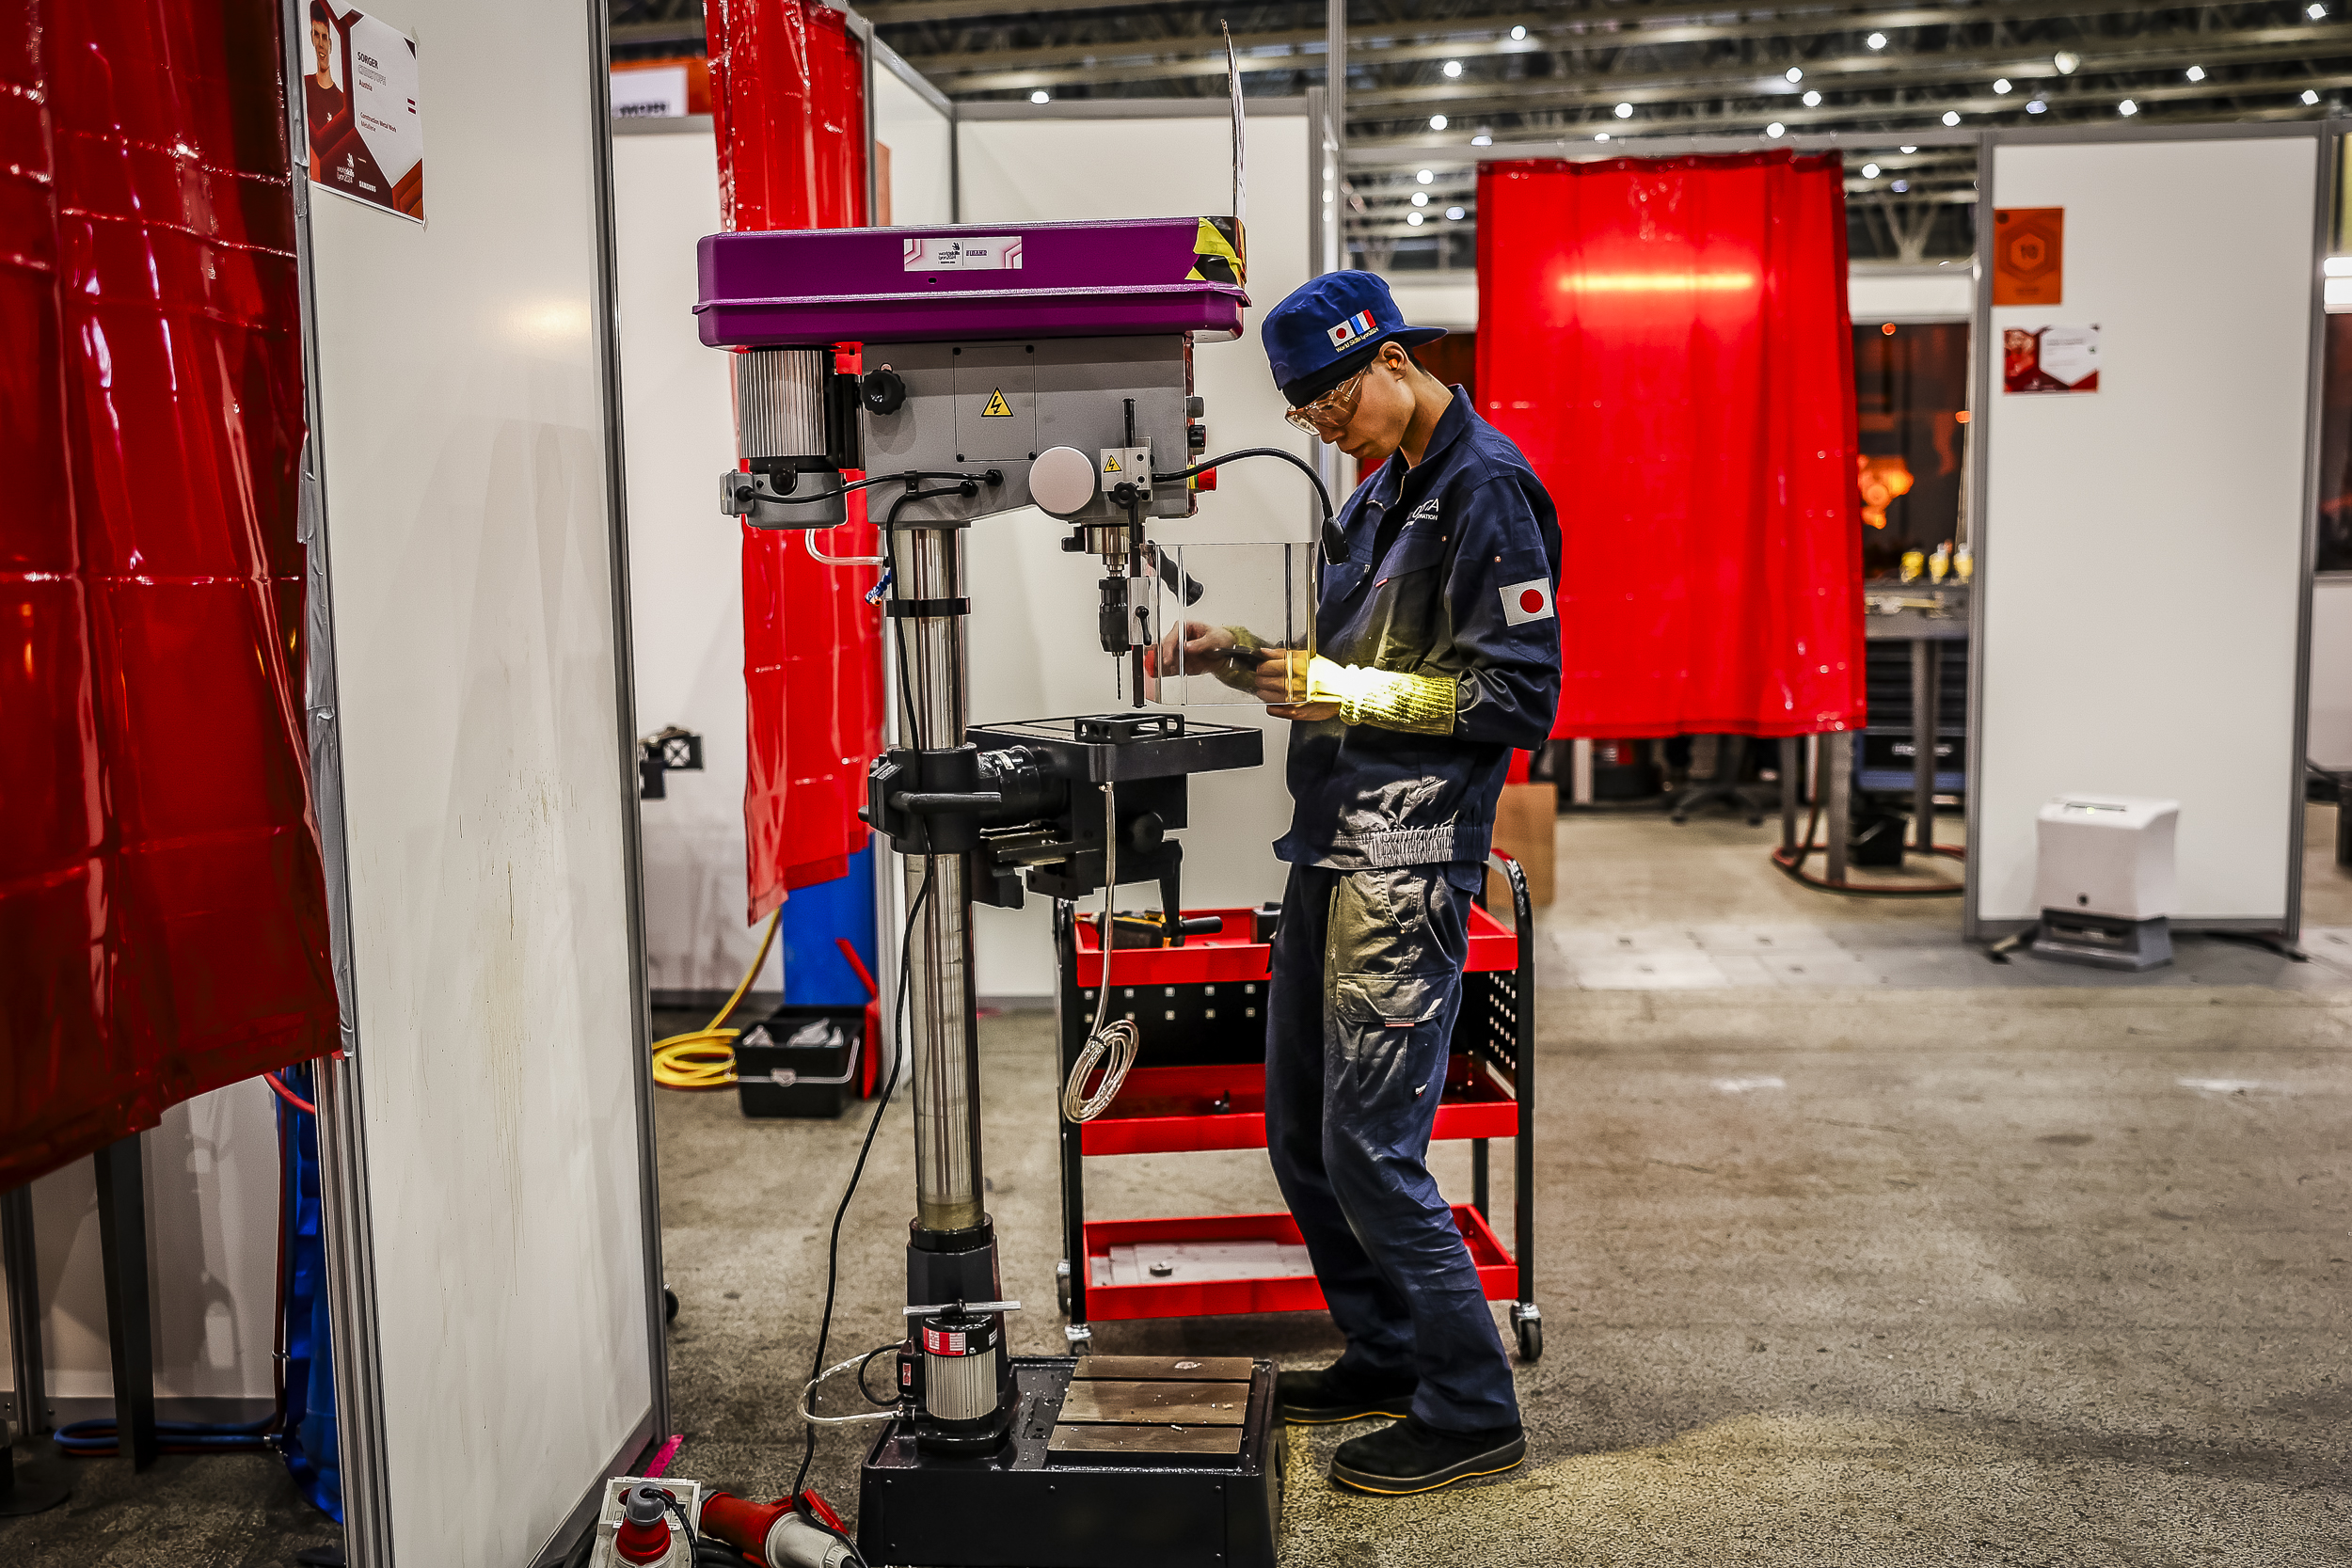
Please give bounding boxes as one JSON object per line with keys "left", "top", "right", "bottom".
{"left": 700, "top": 215, "right": 1304, "bottom": 1568}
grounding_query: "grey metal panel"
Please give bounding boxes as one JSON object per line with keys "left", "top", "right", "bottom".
{"left": 278, "top": 2, "right": 392, "bottom": 1559}
{"left": 958, "top": 96, "right": 1306, "bottom": 120}
{"left": 1347, "top": 125, "right": 1982, "bottom": 168}
{"left": 581, "top": 0, "right": 671, "bottom": 1510}
{"left": 612, "top": 113, "right": 714, "bottom": 136}
{"left": 1963, "top": 129, "right": 1994, "bottom": 943}
{"left": 2284, "top": 123, "right": 2340, "bottom": 941}
{"left": 864, "top": 338, "right": 1193, "bottom": 525}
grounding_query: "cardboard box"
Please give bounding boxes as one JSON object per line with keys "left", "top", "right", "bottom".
{"left": 1487, "top": 780, "right": 1557, "bottom": 913}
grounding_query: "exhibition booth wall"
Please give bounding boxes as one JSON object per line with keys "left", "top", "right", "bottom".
{"left": 294, "top": 0, "right": 661, "bottom": 1561}
{"left": 1967, "top": 125, "right": 2327, "bottom": 933}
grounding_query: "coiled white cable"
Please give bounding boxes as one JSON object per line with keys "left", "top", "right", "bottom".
{"left": 801, "top": 1350, "right": 900, "bottom": 1426}
{"left": 1061, "top": 782, "right": 1140, "bottom": 1123}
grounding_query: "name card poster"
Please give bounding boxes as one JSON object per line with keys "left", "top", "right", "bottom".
{"left": 302, "top": 5, "right": 424, "bottom": 222}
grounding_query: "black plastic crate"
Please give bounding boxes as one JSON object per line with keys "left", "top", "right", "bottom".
{"left": 736, "top": 1005, "right": 868, "bottom": 1118}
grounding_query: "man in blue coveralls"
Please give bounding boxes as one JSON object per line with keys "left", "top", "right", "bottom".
{"left": 1151, "top": 272, "right": 1561, "bottom": 1494}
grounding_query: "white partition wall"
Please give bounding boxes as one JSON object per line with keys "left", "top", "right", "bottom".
{"left": 873, "top": 40, "right": 954, "bottom": 226}
{"left": 954, "top": 101, "right": 1316, "bottom": 997}
{"left": 294, "top": 2, "right": 662, "bottom": 1564}
{"left": 612, "top": 119, "right": 772, "bottom": 998}
{"left": 1967, "top": 125, "right": 2328, "bottom": 935}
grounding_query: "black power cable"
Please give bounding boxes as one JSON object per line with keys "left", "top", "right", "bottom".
{"left": 748, "top": 468, "right": 1001, "bottom": 507}
{"left": 1152, "top": 447, "right": 1341, "bottom": 555}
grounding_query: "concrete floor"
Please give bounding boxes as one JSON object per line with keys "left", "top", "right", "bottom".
{"left": 8, "top": 801, "right": 2349, "bottom": 1565}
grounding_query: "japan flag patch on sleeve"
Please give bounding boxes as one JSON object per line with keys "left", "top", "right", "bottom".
{"left": 1500, "top": 578, "right": 1555, "bottom": 626}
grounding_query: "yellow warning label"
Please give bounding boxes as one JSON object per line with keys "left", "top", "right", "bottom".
{"left": 1103, "top": 455, "right": 1121, "bottom": 472}
{"left": 980, "top": 388, "right": 1012, "bottom": 417}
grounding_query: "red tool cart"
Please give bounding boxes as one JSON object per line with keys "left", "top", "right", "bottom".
{"left": 1052, "top": 855, "right": 1542, "bottom": 1362}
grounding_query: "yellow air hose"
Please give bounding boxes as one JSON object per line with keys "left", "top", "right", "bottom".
{"left": 650, "top": 910, "right": 782, "bottom": 1091}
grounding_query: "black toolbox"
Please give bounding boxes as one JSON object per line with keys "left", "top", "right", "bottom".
{"left": 735, "top": 1004, "right": 868, "bottom": 1118}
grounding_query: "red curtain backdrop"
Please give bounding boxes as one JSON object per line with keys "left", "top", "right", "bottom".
{"left": 1476, "top": 151, "right": 1865, "bottom": 739}
{"left": 1, "top": 0, "right": 336, "bottom": 1190}
{"left": 707, "top": 0, "right": 880, "bottom": 920}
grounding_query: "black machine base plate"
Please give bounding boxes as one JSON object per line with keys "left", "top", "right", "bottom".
{"left": 858, "top": 1356, "right": 1283, "bottom": 1568}
{"left": 966, "top": 714, "right": 1263, "bottom": 784}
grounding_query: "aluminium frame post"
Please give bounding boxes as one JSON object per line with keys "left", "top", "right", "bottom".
{"left": 91, "top": 1138, "right": 156, "bottom": 1471}
{"left": 2, "top": 1187, "right": 47, "bottom": 1435}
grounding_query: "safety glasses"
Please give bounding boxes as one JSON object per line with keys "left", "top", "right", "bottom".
{"left": 1284, "top": 366, "right": 1369, "bottom": 436}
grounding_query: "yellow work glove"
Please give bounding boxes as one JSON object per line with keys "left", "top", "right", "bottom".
{"left": 1304, "top": 655, "right": 1457, "bottom": 736}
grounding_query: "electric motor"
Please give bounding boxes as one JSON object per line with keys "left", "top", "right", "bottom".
{"left": 917, "top": 1310, "right": 1001, "bottom": 1425}
{"left": 726, "top": 347, "right": 861, "bottom": 527}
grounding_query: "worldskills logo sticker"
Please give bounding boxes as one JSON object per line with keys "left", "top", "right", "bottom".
{"left": 1326, "top": 309, "right": 1377, "bottom": 348}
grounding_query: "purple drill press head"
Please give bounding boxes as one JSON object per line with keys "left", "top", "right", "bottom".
{"left": 695, "top": 217, "right": 1248, "bottom": 347}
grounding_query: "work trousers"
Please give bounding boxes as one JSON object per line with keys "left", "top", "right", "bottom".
{"left": 1263, "top": 863, "right": 1520, "bottom": 1433}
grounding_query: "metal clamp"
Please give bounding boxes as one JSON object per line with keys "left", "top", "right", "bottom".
{"left": 903, "top": 1301, "right": 1021, "bottom": 1317}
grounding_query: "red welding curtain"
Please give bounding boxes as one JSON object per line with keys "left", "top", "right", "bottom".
{"left": 1476, "top": 151, "right": 1865, "bottom": 739}
{"left": 0, "top": 0, "right": 336, "bottom": 1189}
{"left": 708, "top": 0, "right": 880, "bottom": 920}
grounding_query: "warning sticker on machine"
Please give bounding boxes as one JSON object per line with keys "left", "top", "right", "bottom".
{"left": 980, "top": 389, "right": 1012, "bottom": 417}
{"left": 904, "top": 234, "right": 1025, "bottom": 271}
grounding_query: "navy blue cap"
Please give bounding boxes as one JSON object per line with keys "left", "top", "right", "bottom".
{"left": 1261, "top": 272, "right": 1447, "bottom": 407}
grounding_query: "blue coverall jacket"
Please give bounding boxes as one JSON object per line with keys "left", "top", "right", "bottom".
{"left": 1276, "top": 389, "right": 1564, "bottom": 879}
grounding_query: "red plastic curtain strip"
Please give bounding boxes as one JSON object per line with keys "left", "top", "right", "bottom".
{"left": 707, "top": 0, "right": 881, "bottom": 918}
{"left": 1476, "top": 151, "right": 1866, "bottom": 740}
{"left": 0, "top": 0, "right": 337, "bottom": 1190}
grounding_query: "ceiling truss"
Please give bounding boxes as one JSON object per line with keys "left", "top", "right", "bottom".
{"left": 610, "top": 2, "right": 2352, "bottom": 264}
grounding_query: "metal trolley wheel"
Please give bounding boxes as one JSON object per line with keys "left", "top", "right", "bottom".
{"left": 1512, "top": 1302, "right": 1543, "bottom": 1362}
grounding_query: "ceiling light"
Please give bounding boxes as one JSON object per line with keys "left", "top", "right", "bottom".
{"left": 2305, "top": 88, "right": 2324, "bottom": 104}
{"left": 1471, "top": 134, "right": 1492, "bottom": 146}
{"left": 2026, "top": 100, "right": 2047, "bottom": 114}
{"left": 1430, "top": 114, "right": 1449, "bottom": 129}
{"left": 1900, "top": 145, "right": 1917, "bottom": 153}
{"left": 2311, "top": 3, "right": 2328, "bottom": 18}
{"left": 1993, "top": 79, "right": 2011, "bottom": 94}
{"left": 1595, "top": 131, "right": 1611, "bottom": 141}
{"left": 1443, "top": 60, "right": 1463, "bottom": 78}
{"left": 1412, "top": 191, "right": 1429, "bottom": 206}
{"left": 1786, "top": 67, "right": 1804, "bottom": 83}
{"left": 1510, "top": 24, "right": 1527, "bottom": 40}
{"left": 1615, "top": 102, "right": 1633, "bottom": 119}
{"left": 1447, "top": 206, "right": 1466, "bottom": 220}
{"left": 2118, "top": 98, "right": 2138, "bottom": 116}
{"left": 1767, "top": 122, "right": 1786, "bottom": 137}
{"left": 1407, "top": 211, "right": 1425, "bottom": 227}
{"left": 1867, "top": 32, "right": 1887, "bottom": 49}
{"left": 1029, "top": 89, "right": 1050, "bottom": 103}
{"left": 1417, "top": 168, "right": 1434, "bottom": 183}
{"left": 1943, "top": 110, "right": 1962, "bottom": 125}
{"left": 2185, "top": 65, "right": 2206, "bottom": 82}
{"left": 1891, "top": 179, "right": 1909, "bottom": 193}
{"left": 1803, "top": 90, "right": 1821, "bottom": 106}
{"left": 1862, "top": 162, "right": 1880, "bottom": 178}
{"left": 2054, "top": 51, "right": 2080, "bottom": 75}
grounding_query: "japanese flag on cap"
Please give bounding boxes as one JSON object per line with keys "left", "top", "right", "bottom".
{"left": 1501, "top": 578, "right": 1555, "bottom": 626}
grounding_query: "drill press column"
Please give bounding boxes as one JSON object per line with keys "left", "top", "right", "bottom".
{"left": 887, "top": 520, "right": 1019, "bottom": 1455}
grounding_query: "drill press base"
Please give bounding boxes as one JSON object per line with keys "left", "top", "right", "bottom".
{"left": 858, "top": 1355, "right": 1284, "bottom": 1568}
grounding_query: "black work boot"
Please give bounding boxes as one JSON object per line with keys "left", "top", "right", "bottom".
{"left": 1275, "top": 1361, "right": 1419, "bottom": 1424}
{"left": 1328, "top": 1414, "right": 1527, "bottom": 1494}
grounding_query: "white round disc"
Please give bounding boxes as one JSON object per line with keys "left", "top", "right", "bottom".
{"left": 1029, "top": 446, "right": 1098, "bottom": 519}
